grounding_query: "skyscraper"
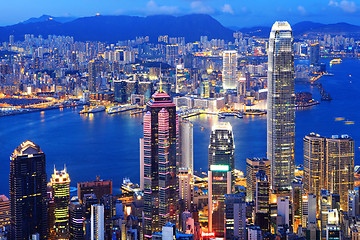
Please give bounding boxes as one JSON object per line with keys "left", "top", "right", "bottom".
{"left": 179, "top": 168, "right": 193, "bottom": 211}
{"left": 69, "top": 198, "right": 84, "bottom": 240}
{"left": 303, "top": 133, "right": 326, "bottom": 199}
{"left": 9, "top": 140, "right": 48, "bottom": 239}
{"left": 224, "top": 193, "right": 246, "bottom": 240}
{"left": 208, "top": 122, "right": 234, "bottom": 237}
{"left": 142, "top": 92, "right": 179, "bottom": 239}
{"left": 49, "top": 167, "right": 71, "bottom": 240}
{"left": 267, "top": 21, "right": 295, "bottom": 192}
{"left": 246, "top": 158, "right": 271, "bottom": 202}
{"left": 179, "top": 119, "right": 194, "bottom": 173}
{"left": 326, "top": 135, "right": 354, "bottom": 211}
{"left": 91, "top": 204, "right": 104, "bottom": 240}
{"left": 222, "top": 50, "right": 237, "bottom": 90}
{"left": 310, "top": 43, "right": 320, "bottom": 66}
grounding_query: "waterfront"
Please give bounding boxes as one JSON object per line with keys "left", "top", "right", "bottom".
{"left": 0, "top": 59, "right": 359, "bottom": 194}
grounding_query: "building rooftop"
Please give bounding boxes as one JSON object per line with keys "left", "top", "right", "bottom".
{"left": 271, "top": 21, "right": 292, "bottom": 32}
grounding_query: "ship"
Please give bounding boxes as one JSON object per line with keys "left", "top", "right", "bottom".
{"left": 121, "top": 178, "right": 140, "bottom": 193}
{"left": 80, "top": 106, "right": 105, "bottom": 114}
{"left": 330, "top": 58, "right": 342, "bottom": 65}
{"left": 107, "top": 105, "right": 124, "bottom": 114}
{"left": 335, "top": 117, "right": 345, "bottom": 121}
{"left": 345, "top": 121, "right": 355, "bottom": 125}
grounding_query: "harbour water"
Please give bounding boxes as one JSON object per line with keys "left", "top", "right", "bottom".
{"left": 0, "top": 59, "right": 359, "bottom": 194}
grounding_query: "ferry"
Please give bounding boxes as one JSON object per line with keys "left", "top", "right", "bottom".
{"left": 345, "top": 121, "right": 355, "bottom": 125}
{"left": 330, "top": 58, "right": 342, "bottom": 65}
{"left": 335, "top": 117, "right": 345, "bottom": 121}
{"left": 121, "top": 178, "right": 140, "bottom": 193}
{"left": 87, "top": 106, "right": 105, "bottom": 113}
{"left": 107, "top": 105, "right": 124, "bottom": 114}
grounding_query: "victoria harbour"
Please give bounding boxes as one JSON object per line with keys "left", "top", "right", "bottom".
{"left": 0, "top": 59, "right": 358, "bottom": 195}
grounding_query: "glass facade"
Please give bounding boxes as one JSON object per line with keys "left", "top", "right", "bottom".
{"left": 267, "top": 21, "right": 295, "bottom": 192}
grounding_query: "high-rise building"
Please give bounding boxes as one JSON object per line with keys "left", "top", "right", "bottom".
{"left": 142, "top": 92, "right": 179, "bottom": 239}
{"left": 292, "top": 180, "right": 303, "bottom": 233}
{"left": 9, "top": 140, "right": 48, "bottom": 239}
{"left": 77, "top": 178, "right": 112, "bottom": 204}
{"left": 277, "top": 196, "right": 290, "bottom": 233}
{"left": 255, "top": 170, "right": 270, "bottom": 214}
{"left": 179, "top": 168, "right": 193, "bottom": 211}
{"left": 69, "top": 198, "right": 84, "bottom": 240}
{"left": 267, "top": 21, "right": 295, "bottom": 192}
{"left": 0, "top": 195, "right": 10, "bottom": 228}
{"left": 326, "top": 135, "right": 354, "bottom": 211}
{"left": 348, "top": 190, "right": 359, "bottom": 217}
{"left": 208, "top": 122, "right": 234, "bottom": 237}
{"left": 49, "top": 167, "right": 71, "bottom": 240}
{"left": 303, "top": 133, "right": 326, "bottom": 199}
{"left": 166, "top": 45, "right": 179, "bottom": 67}
{"left": 179, "top": 119, "right": 193, "bottom": 172}
{"left": 310, "top": 43, "right": 320, "bottom": 66}
{"left": 222, "top": 50, "right": 237, "bottom": 90}
{"left": 224, "top": 193, "right": 246, "bottom": 240}
{"left": 88, "top": 60, "right": 98, "bottom": 92}
{"left": 320, "top": 190, "right": 331, "bottom": 239}
{"left": 246, "top": 158, "right": 271, "bottom": 202}
{"left": 91, "top": 204, "right": 104, "bottom": 240}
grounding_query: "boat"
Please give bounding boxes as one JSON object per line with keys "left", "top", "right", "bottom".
{"left": 335, "top": 117, "right": 345, "bottom": 121}
{"left": 87, "top": 106, "right": 105, "bottom": 113}
{"left": 345, "top": 121, "right": 355, "bottom": 125}
{"left": 107, "top": 105, "right": 124, "bottom": 114}
{"left": 330, "top": 58, "right": 342, "bottom": 65}
{"left": 121, "top": 178, "right": 140, "bottom": 193}
{"left": 323, "top": 72, "right": 334, "bottom": 76}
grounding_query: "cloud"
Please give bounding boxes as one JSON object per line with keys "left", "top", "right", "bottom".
{"left": 145, "top": 0, "right": 180, "bottom": 15}
{"left": 328, "top": 0, "right": 357, "bottom": 13}
{"left": 297, "top": 5, "right": 307, "bottom": 15}
{"left": 222, "top": 4, "right": 234, "bottom": 14}
{"left": 190, "top": 1, "right": 214, "bottom": 14}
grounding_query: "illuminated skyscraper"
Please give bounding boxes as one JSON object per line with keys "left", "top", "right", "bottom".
{"left": 208, "top": 122, "right": 234, "bottom": 237}
{"left": 0, "top": 195, "right": 10, "bottom": 228}
{"left": 9, "top": 141, "right": 48, "bottom": 239}
{"left": 222, "top": 50, "right": 237, "bottom": 90}
{"left": 326, "top": 135, "right": 354, "bottom": 211}
{"left": 224, "top": 193, "right": 246, "bottom": 240}
{"left": 310, "top": 43, "right": 320, "bottom": 66}
{"left": 267, "top": 21, "right": 295, "bottom": 192}
{"left": 179, "top": 168, "right": 193, "bottom": 211}
{"left": 246, "top": 157, "right": 271, "bottom": 202}
{"left": 69, "top": 198, "right": 84, "bottom": 240}
{"left": 142, "top": 92, "right": 179, "bottom": 239}
{"left": 303, "top": 133, "right": 326, "bottom": 199}
{"left": 49, "top": 167, "right": 70, "bottom": 240}
{"left": 179, "top": 119, "right": 193, "bottom": 172}
{"left": 91, "top": 204, "right": 104, "bottom": 240}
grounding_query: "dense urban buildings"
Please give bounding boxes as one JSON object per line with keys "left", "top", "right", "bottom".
{"left": 267, "top": 21, "right": 296, "bottom": 192}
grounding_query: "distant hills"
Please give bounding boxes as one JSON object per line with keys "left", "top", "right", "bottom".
{"left": 238, "top": 21, "right": 360, "bottom": 38}
{"left": 0, "top": 14, "right": 233, "bottom": 43}
{"left": 1, "top": 15, "right": 360, "bottom": 43}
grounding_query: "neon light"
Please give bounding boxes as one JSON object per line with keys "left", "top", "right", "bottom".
{"left": 210, "top": 165, "right": 229, "bottom": 171}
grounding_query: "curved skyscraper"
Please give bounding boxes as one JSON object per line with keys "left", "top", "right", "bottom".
{"left": 267, "top": 21, "right": 295, "bottom": 192}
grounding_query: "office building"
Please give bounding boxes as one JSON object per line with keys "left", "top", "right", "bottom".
{"left": 247, "top": 225, "right": 262, "bottom": 240}
{"left": 246, "top": 158, "right": 271, "bottom": 202}
{"left": 348, "top": 190, "right": 359, "bottom": 217}
{"left": 69, "top": 198, "right": 85, "bottom": 240}
{"left": 267, "top": 21, "right": 295, "bottom": 192}
{"left": 9, "top": 140, "right": 48, "bottom": 239}
{"left": 310, "top": 43, "right": 320, "bottom": 66}
{"left": 208, "top": 122, "right": 234, "bottom": 237}
{"left": 321, "top": 190, "right": 331, "bottom": 239}
{"left": 179, "top": 168, "right": 193, "bottom": 211}
{"left": 166, "top": 45, "right": 179, "bottom": 67}
{"left": 142, "top": 92, "right": 179, "bottom": 239}
{"left": 292, "top": 180, "right": 303, "bottom": 233}
{"left": 0, "top": 195, "right": 10, "bottom": 228}
{"left": 303, "top": 133, "right": 326, "bottom": 199}
{"left": 302, "top": 194, "right": 317, "bottom": 229}
{"left": 222, "top": 50, "right": 237, "bottom": 90}
{"left": 88, "top": 60, "right": 98, "bottom": 92}
{"left": 277, "top": 196, "right": 290, "bottom": 233}
{"left": 326, "top": 135, "right": 354, "bottom": 211}
{"left": 49, "top": 167, "right": 71, "bottom": 240}
{"left": 179, "top": 119, "right": 194, "bottom": 172}
{"left": 77, "top": 178, "right": 112, "bottom": 204}
{"left": 224, "top": 193, "right": 246, "bottom": 240}
{"left": 255, "top": 170, "right": 270, "bottom": 214}
{"left": 91, "top": 204, "right": 104, "bottom": 240}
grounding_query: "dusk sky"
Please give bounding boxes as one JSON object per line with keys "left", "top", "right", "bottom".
{"left": 1, "top": 0, "right": 360, "bottom": 27}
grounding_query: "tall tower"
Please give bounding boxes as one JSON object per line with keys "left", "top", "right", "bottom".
{"left": 222, "top": 50, "right": 238, "bottom": 90}
{"left": 267, "top": 21, "right": 295, "bottom": 192}
{"left": 303, "top": 133, "right": 326, "bottom": 199}
{"left": 49, "top": 167, "right": 71, "bottom": 239}
{"left": 326, "top": 135, "right": 354, "bottom": 211}
{"left": 91, "top": 204, "right": 104, "bottom": 240}
{"left": 142, "top": 92, "right": 179, "bottom": 239}
{"left": 208, "top": 122, "right": 234, "bottom": 237}
{"left": 9, "top": 140, "right": 48, "bottom": 239}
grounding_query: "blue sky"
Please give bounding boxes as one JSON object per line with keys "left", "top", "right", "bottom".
{"left": 1, "top": 0, "right": 360, "bottom": 27}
